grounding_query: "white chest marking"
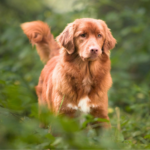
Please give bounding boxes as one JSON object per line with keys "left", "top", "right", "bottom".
{"left": 67, "top": 96, "right": 91, "bottom": 113}
{"left": 67, "top": 103, "right": 78, "bottom": 110}
{"left": 78, "top": 96, "right": 91, "bottom": 113}
{"left": 67, "top": 96, "right": 99, "bottom": 113}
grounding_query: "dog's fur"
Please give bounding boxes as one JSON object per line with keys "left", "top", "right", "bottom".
{"left": 21, "top": 21, "right": 60, "bottom": 62}
{"left": 21, "top": 18, "right": 116, "bottom": 128}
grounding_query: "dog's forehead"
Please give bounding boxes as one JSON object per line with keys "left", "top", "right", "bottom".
{"left": 75, "top": 19, "right": 103, "bottom": 32}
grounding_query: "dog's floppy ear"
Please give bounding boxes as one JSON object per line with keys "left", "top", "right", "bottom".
{"left": 100, "top": 20, "right": 117, "bottom": 52}
{"left": 56, "top": 23, "right": 75, "bottom": 54}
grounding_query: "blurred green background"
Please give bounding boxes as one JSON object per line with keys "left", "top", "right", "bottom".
{"left": 0, "top": 0, "right": 150, "bottom": 149}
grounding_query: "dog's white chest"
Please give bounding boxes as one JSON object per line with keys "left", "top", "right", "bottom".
{"left": 78, "top": 96, "right": 91, "bottom": 113}
{"left": 67, "top": 96, "right": 94, "bottom": 113}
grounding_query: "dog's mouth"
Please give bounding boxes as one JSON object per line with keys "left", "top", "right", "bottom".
{"left": 81, "top": 54, "right": 99, "bottom": 62}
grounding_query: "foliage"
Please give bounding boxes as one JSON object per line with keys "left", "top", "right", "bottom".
{"left": 0, "top": 0, "right": 150, "bottom": 149}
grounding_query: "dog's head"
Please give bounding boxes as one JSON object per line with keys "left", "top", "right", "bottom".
{"left": 57, "top": 18, "right": 116, "bottom": 61}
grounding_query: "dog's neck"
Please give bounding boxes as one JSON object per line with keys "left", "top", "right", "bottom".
{"left": 61, "top": 48, "right": 110, "bottom": 78}
{"left": 59, "top": 48, "right": 111, "bottom": 94}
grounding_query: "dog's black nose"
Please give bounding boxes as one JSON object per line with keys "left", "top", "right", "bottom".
{"left": 90, "top": 47, "right": 99, "bottom": 54}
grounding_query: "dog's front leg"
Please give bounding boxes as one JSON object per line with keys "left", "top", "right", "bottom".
{"left": 90, "top": 106, "right": 111, "bottom": 129}
{"left": 89, "top": 95, "right": 111, "bottom": 129}
{"left": 52, "top": 93, "right": 77, "bottom": 118}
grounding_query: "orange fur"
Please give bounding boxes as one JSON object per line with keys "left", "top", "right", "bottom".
{"left": 21, "top": 18, "right": 116, "bottom": 128}
{"left": 21, "top": 21, "right": 60, "bottom": 62}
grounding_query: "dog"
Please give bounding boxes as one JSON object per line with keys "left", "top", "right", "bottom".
{"left": 21, "top": 18, "right": 116, "bottom": 128}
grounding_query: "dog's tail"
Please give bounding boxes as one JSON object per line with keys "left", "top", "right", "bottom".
{"left": 21, "top": 21, "right": 60, "bottom": 63}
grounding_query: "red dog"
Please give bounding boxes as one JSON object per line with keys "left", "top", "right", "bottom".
{"left": 21, "top": 18, "right": 116, "bottom": 128}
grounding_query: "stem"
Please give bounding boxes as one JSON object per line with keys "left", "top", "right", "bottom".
{"left": 57, "top": 95, "right": 65, "bottom": 115}
{"left": 115, "top": 107, "right": 121, "bottom": 131}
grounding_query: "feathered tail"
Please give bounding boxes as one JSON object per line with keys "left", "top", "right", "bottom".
{"left": 21, "top": 21, "right": 60, "bottom": 63}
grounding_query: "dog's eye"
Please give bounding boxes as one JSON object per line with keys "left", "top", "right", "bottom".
{"left": 80, "top": 33, "right": 86, "bottom": 38}
{"left": 98, "top": 34, "right": 101, "bottom": 37}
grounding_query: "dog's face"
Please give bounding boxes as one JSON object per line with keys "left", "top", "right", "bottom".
{"left": 57, "top": 18, "right": 116, "bottom": 61}
{"left": 74, "top": 19, "right": 105, "bottom": 61}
